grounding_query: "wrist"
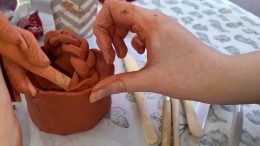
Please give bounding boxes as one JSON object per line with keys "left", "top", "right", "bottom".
{"left": 195, "top": 51, "right": 232, "bottom": 103}
{"left": 196, "top": 51, "right": 260, "bottom": 104}
{"left": 0, "top": 103, "right": 22, "bottom": 146}
{"left": 154, "top": 44, "right": 230, "bottom": 102}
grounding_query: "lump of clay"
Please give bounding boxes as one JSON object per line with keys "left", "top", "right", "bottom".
{"left": 25, "top": 28, "right": 114, "bottom": 135}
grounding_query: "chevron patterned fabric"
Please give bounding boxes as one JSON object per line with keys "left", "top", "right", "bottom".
{"left": 51, "top": 0, "right": 98, "bottom": 38}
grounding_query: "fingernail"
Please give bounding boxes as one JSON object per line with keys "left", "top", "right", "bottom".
{"left": 40, "top": 54, "right": 51, "bottom": 66}
{"left": 97, "top": 39, "right": 110, "bottom": 64}
{"left": 89, "top": 89, "right": 108, "bottom": 103}
{"left": 20, "top": 39, "right": 28, "bottom": 51}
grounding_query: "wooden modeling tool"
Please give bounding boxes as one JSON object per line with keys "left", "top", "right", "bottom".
{"left": 123, "top": 53, "right": 158, "bottom": 145}
{"left": 172, "top": 98, "right": 180, "bottom": 146}
{"left": 183, "top": 100, "right": 209, "bottom": 137}
{"left": 161, "top": 97, "right": 171, "bottom": 146}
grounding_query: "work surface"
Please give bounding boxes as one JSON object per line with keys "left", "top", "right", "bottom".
{"left": 14, "top": 0, "right": 260, "bottom": 146}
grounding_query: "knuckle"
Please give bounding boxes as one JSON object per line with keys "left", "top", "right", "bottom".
{"left": 115, "top": 75, "right": 126, "bottom": 92}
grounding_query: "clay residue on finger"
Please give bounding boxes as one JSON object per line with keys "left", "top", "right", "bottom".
{"left": 120, "top": 9, "right": 128, "bottom": 14}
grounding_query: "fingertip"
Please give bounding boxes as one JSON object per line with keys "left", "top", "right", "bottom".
{"left": 37, "top": 54, "right": 51, "bottom": 67}
{"left": 25, "top": 77, "right": 37, "bottom": 96}
{"left": 96, "top": 39, "right": 115, "bottom": 64}
{"left": 113, "top": 37, "right": 128, "bottom": 58}
{"left": 15, "top": 79, "right": 37, "bottom": 96}
{"left": 90, "top": 88, "right": 109, "bottom": 103}
{"left": 131, "top": 35, "right": 145, "bottom": 54}
{"left": 137, "top": 47, "right": 145, "bottom": 54}
{"left": 89, "top": 75, "right": 127, "bottom": 103}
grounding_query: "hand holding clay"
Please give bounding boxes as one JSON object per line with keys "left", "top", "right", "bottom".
{"left": 0, "top": 13, "right": 50, "bottom": 98}
{"left": 90, "top": 0, "right": 229, "bottom": 103}
{"left": 0, "top": 13, "right": 38, "bottom": 146}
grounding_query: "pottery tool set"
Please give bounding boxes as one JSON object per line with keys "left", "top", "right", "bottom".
{"left": 123, "top": 53, "right": 211, "bottom": 146}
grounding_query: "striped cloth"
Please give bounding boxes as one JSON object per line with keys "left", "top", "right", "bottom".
{"left": 51, "top": 0, "right": 98, "bottom": 38}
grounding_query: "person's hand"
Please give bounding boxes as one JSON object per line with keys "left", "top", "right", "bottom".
{"left": 0, "top": 12, "right": 50, "bottom": 146}
{"left": 0, "top": 12, "right": 50, "bottom": 98}
{"left": 90, "top": 0, "right": 229, "bottom": 103}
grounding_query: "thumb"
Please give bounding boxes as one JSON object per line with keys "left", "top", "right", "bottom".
{"left": 90, "top": 70, "right": 151, "bottom": 103}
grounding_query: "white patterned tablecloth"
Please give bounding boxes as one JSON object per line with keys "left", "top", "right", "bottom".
{"left": 14, "top": 0, "right": 260, "bottom": 146}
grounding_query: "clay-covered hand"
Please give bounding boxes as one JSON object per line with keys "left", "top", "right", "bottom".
{"left": 0, "top": 13, "right": 50, "bottom": 97}
{"left": 90, "top": 0, "right": 228, "bottom": 103}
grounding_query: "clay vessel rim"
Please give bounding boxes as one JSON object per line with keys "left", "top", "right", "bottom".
{"left": 36, "top": 87, "right": 92, "bottom": 96}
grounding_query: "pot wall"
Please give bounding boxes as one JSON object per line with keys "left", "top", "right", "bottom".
{"left": 25, "top": 90, "right": 111, "bottom": 135}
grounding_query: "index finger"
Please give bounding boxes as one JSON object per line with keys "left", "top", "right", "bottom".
{"left": 0, "top": 13, "right": 28, "bottom": 53}
{"left": 93, "top": 0, "right": 155, "bottom": 63}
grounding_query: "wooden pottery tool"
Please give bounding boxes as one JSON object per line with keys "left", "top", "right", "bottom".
{"left": 161, "top": 96, "right": 171, "bottom": 146}
{"left": 123, "top": 53, "right": 158, "bottom": 145}
{"left": 229, "top": 105, "right": 243, "bottom": 146}
{"left": 172, "top": 98, "right": 180, "bottom": 146}
{"left": 183, "top": 100, "right": 210, "bottom": 137}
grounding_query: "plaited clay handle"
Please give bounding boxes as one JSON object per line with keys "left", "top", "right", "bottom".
{"left": 44, "top": 29, "right": 99, "bottom": 90}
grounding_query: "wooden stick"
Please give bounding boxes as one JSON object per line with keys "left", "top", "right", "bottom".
{"left": 183, "top": 100, "right": 203, "bottom": 137}
{"left": 161, "top": 97, "right": 171, "bottom": 146}
{"left": 0, "top": 41, "right": 71, "bottom": 90}
{"left": 172, "top": 98, "right": 180, "bottom": 146}
{"left": 123, "top": 53, "right": 158, "bottom": 145}
{"left": 28, "top": 65, "right": 71, "bottom": 90}
{"left": 135, "top": 92, "right": 159, "bottom": 145}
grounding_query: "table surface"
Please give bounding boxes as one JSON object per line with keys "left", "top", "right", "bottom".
{"left": 13, "top": 0, "right": 260, "bottom": 146}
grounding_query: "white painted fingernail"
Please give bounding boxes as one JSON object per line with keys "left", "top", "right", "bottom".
{"left": 89, "top": 89, "right": 108, "bottom": 103}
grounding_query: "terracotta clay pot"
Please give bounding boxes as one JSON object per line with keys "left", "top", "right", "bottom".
{"left": 25, "top": 87, "right": 111, "bottom": 135}
{"left": 25, "top": 30, "right": 114, "bottom": 135}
